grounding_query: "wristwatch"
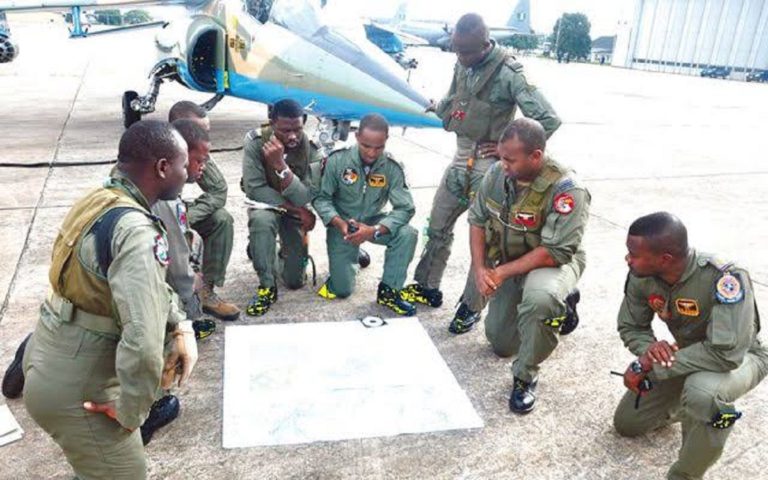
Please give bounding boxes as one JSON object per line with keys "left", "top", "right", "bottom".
{"left": 373, "top": 225, "right": 383, "bottom": 240}
{"left": 275, "top": 166, "right": 291, "bottom": 179}
{"left": 630, "top": 359, "right": 645, "bottom": 374}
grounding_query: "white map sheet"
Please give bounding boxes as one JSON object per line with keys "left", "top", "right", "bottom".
{"left": 223, "top": 317, "right": 483, "bottom": 448}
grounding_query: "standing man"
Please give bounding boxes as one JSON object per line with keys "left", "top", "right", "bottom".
{"left": 468, "top": 119, "right": 587, "bottom": 414}
{"left": 402, "top": 13, "right": 561, "bottom": 334}
{"left": 614, "top": 212, "right": 768, "bottom": 480}
{"left": 168, "top": 101, "right": 240, "bottom": 321}
{"left": 313, "top": 113, "right": 418, "bottom": 316}
{"left": 22, "top": 120, "right": 197, "bottom": 479}
{"left": 241, "top": 99, "right": 320, "bottom": 316}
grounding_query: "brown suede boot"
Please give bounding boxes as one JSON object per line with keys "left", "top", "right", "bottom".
{"left": 200, "top": 284, "right": 241, "bottom": 321}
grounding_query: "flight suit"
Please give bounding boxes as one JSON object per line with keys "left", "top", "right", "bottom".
{"left": 614, "top": 252, "right": 768, "bottom": 480}
{"left": 186, "top": 158, "right": 233, "bottom": 287}
{"left": 468, "top": 159, "right": 589, "bottom": 382}
{"left": 152, "top": 198, "right": 203, "bottom": 319}
{"left": 22, "top": 174, "right": 184, "bottom": 480}
{"left": 416, "top": 40, "right": 561, "bottom": 311}
{"left": 313, "top": 145, "right": 417, "bottom": 297}
{"left": 241, "top": 127, "right": 321, "bottom": 288}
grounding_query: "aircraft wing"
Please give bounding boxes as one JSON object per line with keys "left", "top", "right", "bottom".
{"left": 369, "top": 21, "right": 427, "bottom": 46}
{"left": 0, "top": 0, "right": 186, "bottom": 12}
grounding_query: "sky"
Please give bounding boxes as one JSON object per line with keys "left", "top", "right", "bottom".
{"left": 326, "top": 0, "right": 635, "bottom": 38}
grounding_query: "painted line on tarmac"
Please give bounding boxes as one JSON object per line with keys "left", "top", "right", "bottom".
{"left": 0, "top": 61, "right": 90, "bottom": 324}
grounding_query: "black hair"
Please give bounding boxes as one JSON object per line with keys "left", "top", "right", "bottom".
{"left": 358, "top": 113, "right": 389, "bottom": 135}
{"left": 168, "top": 101, "right": 207, "bottom": 122}
{"left": 499, "top": 118, "right": 546, "bottom": 154}
{"left": 269, "top": 99, "right": 304, "bottom": 121}
{"left": 117, "top": 120, "right": 184, "bottom": 165}
{"left": 171, "top": 118, "right": 209, "bottom": 150}
{"left": 628, "top": 212, "right": 689, "bottom": 257}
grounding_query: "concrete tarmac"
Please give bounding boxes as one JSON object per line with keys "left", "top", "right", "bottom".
{"left": 1, "top": 18, "right": 768, "bottom": 480}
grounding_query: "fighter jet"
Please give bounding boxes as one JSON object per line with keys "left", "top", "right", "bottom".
{"left": 378, "top": 0, "right": 532, "bottom": 51}
{"left": 0, "top": 0, "right": 441, "bottom": 145}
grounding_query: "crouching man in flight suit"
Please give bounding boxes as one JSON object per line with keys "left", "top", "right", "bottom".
{"left": 241, "top": 99, "right": 320, "bottom": 316}
{"left": 21, "top": 120, "right": 197, "bottom": 479}
{"left": 312, "top": 113, "right": 418, "bottom": 316}
{"left": 615, "top": 212, "right": 768, "bottom": 480}
{"left": 468, "top": 118, "right": 587, "bottom": 414}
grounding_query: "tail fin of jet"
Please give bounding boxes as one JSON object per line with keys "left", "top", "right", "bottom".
{"left": 506, "top": 0, "right": 531, "bottom": 34}
{"left": 394, "top": 2, "right": 407, "bottom": 23}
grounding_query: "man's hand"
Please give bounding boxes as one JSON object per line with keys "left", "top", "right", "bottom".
{"left": 622, "top": 368, "right": 647, "bottom": 395}
{"left": 161, "top": 321, "right": 198, "bottom": 389}
{"left": 297, "top": 207, "right": 316, "bottom": 232}
{"left": 474, "top": 266, "right": 501, "bottom": 297}
{"left": 425, "top": 99, "right": 437, "bottom": 113}
{"left": 476, "top": 142, "right": 499, "bottom": 159}
{"left": 262, "top": 136, "right": 287, "bottom": 171}
{"left": 330, "top": 216, "right": 348, "bottom": 237}
{"left": 642, "top": 341, "right": 678, "bottom": 369}
{"left": 83, "top": 400, "right": 117, "bottom": 420}
{"left": 344, "top": 220, "right": 375, "bottom": 246}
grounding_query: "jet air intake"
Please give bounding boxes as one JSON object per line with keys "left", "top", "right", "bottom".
{"left": 0, "top": 33, "right": 18, "bottom": 63}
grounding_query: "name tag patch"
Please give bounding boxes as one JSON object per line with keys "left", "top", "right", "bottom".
{"left": 368, "top": 174, "right": 387, "bottom": 188}
{"left": 675, "top": 298, "right": 700, "bottom": 317}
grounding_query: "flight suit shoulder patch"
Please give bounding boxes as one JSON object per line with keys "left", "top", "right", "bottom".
{"left": 715, "top": 272, "right": 745, "bottom": 304}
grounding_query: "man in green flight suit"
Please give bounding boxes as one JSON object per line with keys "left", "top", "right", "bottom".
{"left": 313, "top": 113, "right": 418, "bottom": 316}
{"left": 401, "top": 13, "right": 561, "bottom": 335}
{"left": 468, "top": 118, "right": 587, "bottom": 414}
{"left": 615, "top": 212, "right": 768, "bottom": 480}
{"left": 169, "top": 101, "right": 240, "bottom": 321}
{"left": 241, "top": 99, "right": 320, "bottom": 316}
{"left": 22, "top": 120, "right": 198, "bottom": 479}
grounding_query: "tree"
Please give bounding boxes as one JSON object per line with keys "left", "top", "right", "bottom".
{"left": 502, "top": 34, "right": 539, "bottom": 52}
{"left": 549, "top": 13, "right": 591, "bottom": 61}
{"left": 94, "top": 9, "right": 122, "bottom": 26}
{"left": 123, "top": 10, "right": 152, "bottom": 25}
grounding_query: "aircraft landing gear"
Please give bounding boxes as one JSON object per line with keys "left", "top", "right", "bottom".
{"left": 315, "top": 118, "right": 351, "bottom": 156}
{"left": 122, "top": 91, "right": 141, "bottom": 128}
{"left": 122, "top": 59, "right": 178, "bottom": 129}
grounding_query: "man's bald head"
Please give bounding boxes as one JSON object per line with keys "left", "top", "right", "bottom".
{"left": 454, "top": 13, "right": 489, "bottom": 42}
{"left": 118, "top": 120, "right": 185, "bottom": 166}
{"left": 117, "top": 120, "right": 188, "bottom": 203}
{"left": 628, "top": 212, "right": 688, "bottom": 258}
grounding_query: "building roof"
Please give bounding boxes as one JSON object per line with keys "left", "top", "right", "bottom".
{"left": 592, "top": 35, "right": 616, "bottom": 52}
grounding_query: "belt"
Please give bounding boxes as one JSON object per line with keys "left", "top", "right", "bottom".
{"left": 46, "top": 291, "right": 121, "bottom": 336}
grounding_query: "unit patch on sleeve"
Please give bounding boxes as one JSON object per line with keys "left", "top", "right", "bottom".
{"left": 715, "top": 273, "right": 744, "bottom": 304}
{"left": 153, "top": 234, "right": 170, "bottom": 267}
{"left": 553, "top": 193, "right": 575, "bottom": 214}
{"left": 342, "top": 167, "right": 359, "bottom": 185}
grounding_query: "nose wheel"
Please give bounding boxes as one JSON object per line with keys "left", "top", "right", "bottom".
{"left": 122, "top": 90, "right": 141, "bottom": 128}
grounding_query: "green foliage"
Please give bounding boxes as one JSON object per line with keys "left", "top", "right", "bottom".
{"left": 123, "top": 10, "right": 153, "bottom": 25}
{"left": 549, "top": 13, "right": 592, "bottom": 60}
{"left": 94, "top": 9, "right": 122, "bottom": 26}
{"left": 502, "top": 34, "right": 539, "bottom": 51}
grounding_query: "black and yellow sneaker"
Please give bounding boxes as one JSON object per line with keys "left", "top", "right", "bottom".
{"left": 246, "top": 286, "right": 277, "bottom": 316}
{"left": 317, "top": 282, "right": 337, "bottom": 300}
{"left": 401, "top": 283, "right": 443, "bottom": 308}
{"left": 192, "top": 319, "right": 216, "bottom": 341}
{"left": 448, "top": 302, "right": 481, "bottom": 334}
{"left": 377, "top": 282, "right": 416, "bottom": 316}
{"left": 559, "top": 289, "right": 581, "bottom": 336}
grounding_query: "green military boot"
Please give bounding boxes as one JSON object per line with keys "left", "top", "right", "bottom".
{"left": 377, "top": 282, "right": 416, "bottom": 316}
{"left": 246, "top": 286, "right": 278, "bottom": 316}
{"left": 401, "top": 283, "right": 443, "bottom": 308}
{"left": 448, "top": 301, "right": 481, "bottom": 334}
